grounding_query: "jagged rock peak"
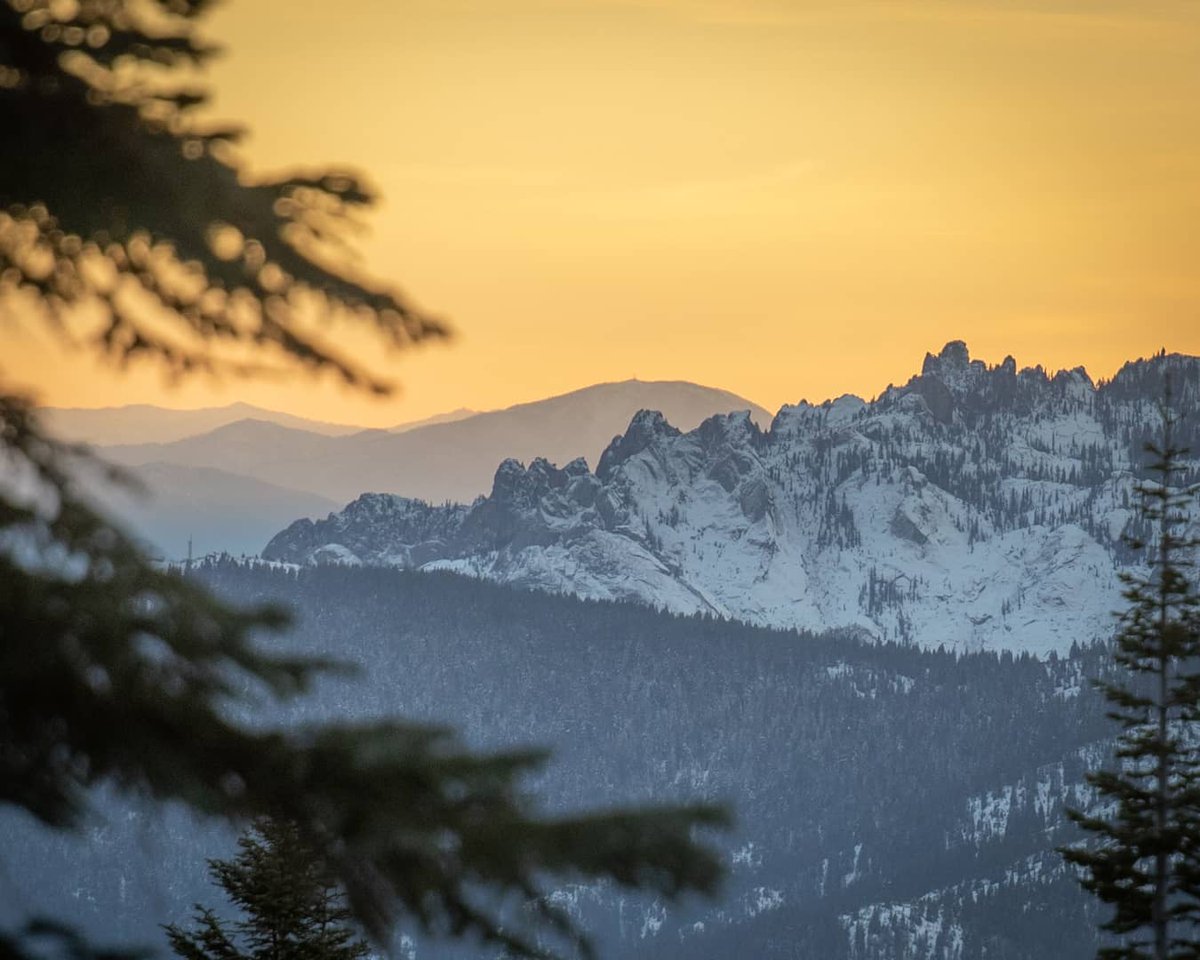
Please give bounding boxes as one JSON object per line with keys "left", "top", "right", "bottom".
{"left": 563, "top": 456, "right": 590, "bottom": 477}
{"left": 1107, "top": 350, "right": 1200, "bottom": 401}
{"left": 596, "top": 409, "right": 682, "bottom": 479}
{"left": 919, "top": 341, "right": 1040, "bottom": 383}
{"left": 917, "top": 341, "right": 1099, "bottom": 393}
{"left": 916, "top": 340, "right": 994, "bottom": 393}
{"left": 824, "top": 394, "right": 867, "bottom": 424}
{"left": 921, "top": 339, "right": 972, "bottom": 375}
{"left": 696, "top": 408, "right": 761, "bottom": 447}
{"left": 490, "top": 456, "right": 578, "bottom": 503}
{"left": 345, "top": 491, "right": 430, "bottom": 516}
{"left": 896, "top": 341, "right": 1094, "bottom": 423}
{"left": 491, "top": 458, "right": 528, "bottom": 496}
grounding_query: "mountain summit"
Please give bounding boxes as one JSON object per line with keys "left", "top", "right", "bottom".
{"left": 264, "top": 344, "right": 1200, "bottom": 655}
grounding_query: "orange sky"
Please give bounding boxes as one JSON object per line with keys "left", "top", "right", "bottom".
{"left": 5, "top": 0, "right": 1200, "bottom": 426}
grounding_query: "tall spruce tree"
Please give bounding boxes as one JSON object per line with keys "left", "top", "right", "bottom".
{"left": 165, "top": 818, "right": 368, "bottom": 960}
{"left": 1062, "top": 399, "right": 1200, "bottom": 959}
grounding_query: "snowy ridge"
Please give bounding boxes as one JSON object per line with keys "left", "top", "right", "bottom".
{"left": 264, "top": 344, "right": 1200, "bottom": 654}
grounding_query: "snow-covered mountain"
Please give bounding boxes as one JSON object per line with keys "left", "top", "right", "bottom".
{"left": 264, "top": 343, "right": 1200, "bottom": 655}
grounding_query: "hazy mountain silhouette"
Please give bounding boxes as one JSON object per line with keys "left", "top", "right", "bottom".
{"left": 42, "top": 401, "right": 368, "bottom": 445}
{"left": 95, "top": 461, "right": 339, "bottom": 560}
{"left": 389, "top": 407, "right": 478, "bottom": 433}
{"left": 102, "top": 380, "right": 771, "bottom": 505}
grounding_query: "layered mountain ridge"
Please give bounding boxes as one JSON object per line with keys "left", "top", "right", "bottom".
{"left": 103, "top": 378, "right": 770, "bottom": 505}
{"left": 264, "top": 343, "right": 1200, "bottom": 654}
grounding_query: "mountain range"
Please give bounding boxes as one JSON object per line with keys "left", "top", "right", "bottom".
{"left": 63, "top": 381, "right": 769, "bottom": 557}
{"left": 264, "top": 342, "right": 1200, "bottom": 656}
{"left": 42, "top": 401, "right": 371, "bottom": 444}
{"left": 43, "top": 400, "right": 482, "bottom": 445}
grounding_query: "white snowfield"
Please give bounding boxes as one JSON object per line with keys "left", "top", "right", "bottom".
{"left": 263, "top": 342, "right": 1200, "bottom": 656}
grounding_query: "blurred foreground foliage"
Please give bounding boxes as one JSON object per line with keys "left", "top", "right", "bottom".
{"left": 0, "top": 3, "right": 727, "bottom": 958}
{"left": 0, "top": 0, "right": 444, "bottom": 390}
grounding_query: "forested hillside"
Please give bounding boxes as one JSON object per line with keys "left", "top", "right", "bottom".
{"left": 5, "top": 563, "right": 1116, "bottom": 958}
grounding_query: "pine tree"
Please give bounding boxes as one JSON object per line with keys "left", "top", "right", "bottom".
{"left": 1061, "top": 398, "right": 1200, "bottom": 959}
{"left": 165, "top": 818, "right": 368, "bottom": 960}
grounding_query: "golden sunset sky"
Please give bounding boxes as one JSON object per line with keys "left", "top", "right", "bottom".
{"left": 7, "top": 0, "right": 1200, "bottom": 425}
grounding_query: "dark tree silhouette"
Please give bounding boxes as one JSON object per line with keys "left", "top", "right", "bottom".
{"left": 0, "top": 0, "right": 444, "bottom": 389}
{"left": 0, "top": 4, "right": 727, "bottom": 960}
{"left": 166, "top": 818, "right": 369, "bottom": 960}
{"left": 1061, "top": 401, "right": 1200, "bottom": 960}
